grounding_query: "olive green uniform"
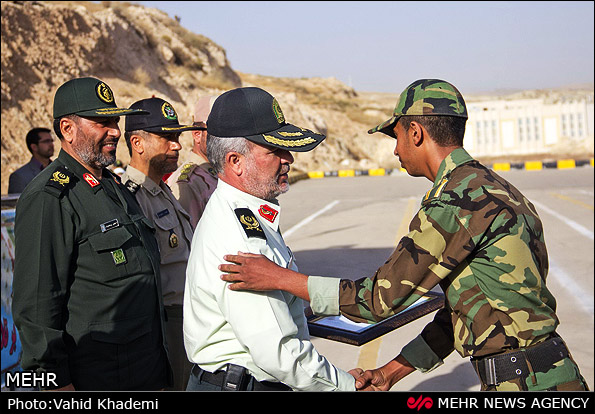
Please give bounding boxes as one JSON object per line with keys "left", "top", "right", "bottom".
{"left": 12, "top": 149, "right": 171, "bottom": 390}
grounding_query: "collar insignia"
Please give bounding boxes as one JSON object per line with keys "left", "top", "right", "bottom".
{"left": 83, "top": 173, "right": 100, "bottom": 187}
{"left": 423, "top": 177, "right": 449, "bottom": 203}
{"left": 259, "top": 204, "right": 278, "bottom": 223}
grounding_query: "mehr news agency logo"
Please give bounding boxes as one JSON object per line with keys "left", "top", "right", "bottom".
{"left": 404, "top": 394, "right": 591, "bottom": 410}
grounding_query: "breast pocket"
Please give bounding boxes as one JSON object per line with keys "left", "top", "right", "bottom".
{"left": 87, "top": 226, "right": 143, "bottom": 281}
{"left": 153, "top": 212, "right": 188, "bottom": 264}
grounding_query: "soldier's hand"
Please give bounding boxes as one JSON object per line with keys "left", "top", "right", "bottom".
{"left": 354, "top": 367, "right": 392, "bottom": 391}
{"left": 221, "top": 252, "right": 311, "bottom": 300}
{"left": 220, "top": 252, "right": 284, "bottom": 291}
{"left": 353, "top": 355, "right": 416, "bottom": 391}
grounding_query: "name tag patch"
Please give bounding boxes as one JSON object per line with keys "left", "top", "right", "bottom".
{"left": 100, "top": 219, "right": 119, "bottom": 233}
{"left": 156, "top": 209, "right": 170, "bottom": 218}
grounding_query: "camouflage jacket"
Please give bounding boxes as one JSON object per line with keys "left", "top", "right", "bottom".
{"left": 337, "top": 148, "right": 558, "bottom": 368}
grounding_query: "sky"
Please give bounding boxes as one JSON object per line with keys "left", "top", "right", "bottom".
{"left": 136, "top": 1, "right": 594, "bottom": 95}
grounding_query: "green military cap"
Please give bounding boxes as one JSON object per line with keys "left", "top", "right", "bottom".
{"left": 53, "top": 77, "right": 148, "bottom": 119}
{"left": 368, "top": 79, "right": 468, "bottom": 138}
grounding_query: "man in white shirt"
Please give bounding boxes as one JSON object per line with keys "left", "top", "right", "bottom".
{"left": 183, "top": 87, "right": 358, "bottom": 391}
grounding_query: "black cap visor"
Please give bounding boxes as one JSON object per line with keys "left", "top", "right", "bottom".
{"left": 245, "top": 123, "right": 325, "bottom": 152}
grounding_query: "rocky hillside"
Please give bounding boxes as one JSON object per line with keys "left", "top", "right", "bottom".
{"left": 1, "top": 0, "right": 396, "bottom": 194}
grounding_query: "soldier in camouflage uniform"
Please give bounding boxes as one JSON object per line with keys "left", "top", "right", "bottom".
{"left": 219, "top": 79, "right": 588, "bottom": 391}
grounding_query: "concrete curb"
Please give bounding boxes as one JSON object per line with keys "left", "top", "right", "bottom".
{"left": 289, "top": 158, "right": 594, "bottom": 183}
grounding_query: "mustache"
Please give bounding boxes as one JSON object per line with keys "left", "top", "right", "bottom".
{"left": 279, "top": 165, "right": 290, "bottom": 175}
{"left": 101, "top": 138, "right": 119, "bottom": 145}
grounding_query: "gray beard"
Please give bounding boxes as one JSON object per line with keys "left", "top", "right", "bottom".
{"left": 243, "top": 162, "right": 289, "bottom": 201}
{"left": 72, "top": 135, "right": 116, "bottom": 170}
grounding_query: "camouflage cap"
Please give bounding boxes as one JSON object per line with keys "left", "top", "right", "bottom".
{"left": 368, "top": 79, "right": 468, "bottom": 138}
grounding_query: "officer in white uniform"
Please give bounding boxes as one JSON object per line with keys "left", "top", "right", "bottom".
{"left": 122, "top": 97, "right": 200, "bottom": 390}
{"left": 184, "top": 87, "right": 358, "bottom": 391}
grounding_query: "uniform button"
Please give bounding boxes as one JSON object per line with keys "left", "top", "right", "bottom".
{"left": 510, "top": 356, "right": 516, "bottom": 363}
{"left": 516, "top": 369, "right": 522, "bottom": 375}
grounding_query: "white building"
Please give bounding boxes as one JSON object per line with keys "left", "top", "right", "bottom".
{"left": 464, "top": 91, "right": 594, "bottom": 158}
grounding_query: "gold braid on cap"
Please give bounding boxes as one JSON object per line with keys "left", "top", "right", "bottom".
{"left": 263, "top": 134, "right": 316, "bottom": 147}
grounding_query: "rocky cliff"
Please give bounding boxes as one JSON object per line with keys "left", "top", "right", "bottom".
{"left": 1, "top": 0, "right": 396, "bottom": 194}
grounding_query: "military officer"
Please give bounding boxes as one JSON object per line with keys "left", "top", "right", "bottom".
{"left": 220, "top": 79, "right": 588, "bottom": 391}
{"left": 183, "top": 87, "right": 358, "bottom": 391}
{"left": 167, "top": 95, "right": 219, "bottom": 228}
{"left": 12, "top": 77, "right": 172, "bottom": 390}
{"left": 122, "top": 97, "right": 198, "bottom": 390}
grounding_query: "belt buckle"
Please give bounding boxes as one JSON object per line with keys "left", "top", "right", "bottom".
{"left": 484, "top": 357, "right": 498, "bottom": 386}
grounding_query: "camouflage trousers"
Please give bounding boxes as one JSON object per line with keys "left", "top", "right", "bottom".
{"left": 472, "top": 336, "right": 589, "bottom": 391}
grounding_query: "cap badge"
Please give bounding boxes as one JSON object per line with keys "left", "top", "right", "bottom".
{"left": 83, "top": 173, "right": 100, "bottom": 187}
{"left": 272, "top": 98, "right": 285, "bottom": 124}
{"left": 51, "top": 170, "right": 70, "bottom": 186}
{"left": 161, "top": 102, "right": 178, "bottom": 120}
{"left": 96, "top": 82, "right": 114, "bottom": 104}
{"left": 259, "top": 204, "right": 278, "bottom": 223}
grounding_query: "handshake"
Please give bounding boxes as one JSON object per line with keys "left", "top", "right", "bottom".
{"left": 348, "top": 355, "right": 415, "bottom": 391}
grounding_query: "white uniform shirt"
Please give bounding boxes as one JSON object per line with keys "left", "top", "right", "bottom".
{"left": 183, "top": 180, "right": 355, "bottom": 391}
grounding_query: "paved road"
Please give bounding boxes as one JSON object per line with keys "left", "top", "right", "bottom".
{"left": 276, "top": 166, "right": 594, "bottom": 391}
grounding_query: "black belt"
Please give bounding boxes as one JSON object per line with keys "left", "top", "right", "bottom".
{"left": 192, "top": 364, "right": 291, "bottom": 391}
{"left": 472, "top": 336, "right": 569, "bottom": 386}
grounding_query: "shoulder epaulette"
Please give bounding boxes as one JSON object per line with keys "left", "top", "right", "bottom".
{"left": 44, "top": 166, "right": 74, "bottom": 197}
{"left": 423, "top": 177, "right": 449, "bottom": 203}
{"left": 234, "top": 208, "right": 266, "bottom": 240}
{"left": 177, "top": 163, "right": 198, "bottom": 182}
